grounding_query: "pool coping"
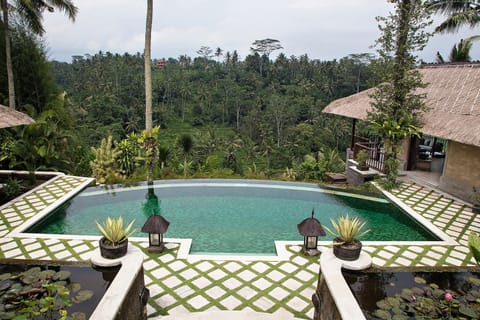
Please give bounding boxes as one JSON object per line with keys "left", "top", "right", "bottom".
{"left": 0, "top": 176, "right": 478, "bottom": 314}
{"left": 8, "top": 179, "right": 457, "bottom": 261}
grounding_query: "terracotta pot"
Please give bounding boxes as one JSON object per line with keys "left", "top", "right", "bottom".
{"left": 332, "top": 238, "right": 362, "bottom": 261}
{"left": 99, "top": 237, "right": 128, "bottom": 259}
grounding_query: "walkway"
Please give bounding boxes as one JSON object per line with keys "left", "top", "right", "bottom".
{"left": 0, "top": 175, "right": 477, "bottom": 319}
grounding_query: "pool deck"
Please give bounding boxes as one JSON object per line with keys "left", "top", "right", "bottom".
{"left": 0, "top": 175, "right": 478, "bottom": 319}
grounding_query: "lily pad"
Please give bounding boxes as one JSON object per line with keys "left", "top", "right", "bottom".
{"left": 72, "top": 290, "right": 94, "bottom": 303}
{"left": 38, "top": 270, "right": 56, "bottom": 280}
{"left": 0, "top": 280, "right": 13, "bottom": 292}
{"left": 467, "top": 277, "right": 480, "bottom": 287}
{"left": 429, "top": 283, "right": 439, "bottom": 290}
{"left": 20, "top": 274, "right": 37, "bottom": 285}
{"left": 459, "top": 304, "right": 479, "bottom": 318}
{"left": 391, "top": 306, "right": 403, "bottom": 315}
{"left": 0, "top": 273, "right": 12, "bottom": 281}
{"left": 414, "top": 277, "right": 426, "bottom": 284}
{"left": 70, "top": 312, "right": 87, "bottom": 320}
{"left": 385, "top": 297, "right": 401, "bottom": 308}
{"left": 374, "top": 309, "right": 392, "bottom": 319}
{"left": 401, "top": 288, "right": 413, "bottom": 296}
{"left": 68, "top": 282, "right": 82, "bottom": 293}
{"left": 377, "top": 299, "right": 391, "bottom": 310}
{"left": 412, "top": 287, "right": 424, "bottom": 296}
{"left": 53, "top": 270, "right": 71, "bottom": 281}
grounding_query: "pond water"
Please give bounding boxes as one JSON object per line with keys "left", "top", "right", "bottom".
{"left": 343, "top": 268, "right": 480, "bottom": 319}
{"left": 0, "top": 261, "right": 119, "bottom": 319}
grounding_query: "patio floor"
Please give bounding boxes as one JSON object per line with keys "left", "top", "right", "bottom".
{"left": 0, "top": 175, "right": 477, "bottom": 319}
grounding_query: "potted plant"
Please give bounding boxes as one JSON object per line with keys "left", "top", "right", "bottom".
{"left": 324, "top": 214, "right": 370, "bottom": 261}
{"left": 96, "top": 216, "right": 136, "bottom": 259}
{"left": 356, "top": 150, "right": 369, "bottom": 171}
{"left": 471, "top": 187, "right": 480, "bottom": 214}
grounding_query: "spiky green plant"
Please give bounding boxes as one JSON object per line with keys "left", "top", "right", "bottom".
{"left": 469, "top": 232, "right": 480, "bottom": 265}
{"left": 324, "top": 214, "right": 370, "bottom": 245}
{"left": 96, "top": 216, "right": 136, "bottom": 246}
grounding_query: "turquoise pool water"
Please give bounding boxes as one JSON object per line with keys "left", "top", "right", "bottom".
{"left": 28, "top": 180, "right": 438, "bottom": 254}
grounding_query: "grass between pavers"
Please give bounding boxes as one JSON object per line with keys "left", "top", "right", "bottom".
{"left": 137, "top": 244, "right": 319, "bottom": 319}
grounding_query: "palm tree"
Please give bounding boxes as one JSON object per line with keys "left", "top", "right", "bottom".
{"left": 178, "top": 134, "right": 193, "bottom": 177}
{"left": 1, "top": 0, "right": 77, "bottom": 109}
{"left": 144, "top": 0, "right": 153, "bottom": 132}
{"left": 436, "top": 38, "right": 474, "bottom": 62}
{"left": 427, "top": 0, "right": 480, "bottom": 33}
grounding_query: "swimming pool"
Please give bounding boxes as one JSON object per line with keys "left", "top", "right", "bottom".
{"left": 27, "top": 180, "right": 438, "bottom": 254}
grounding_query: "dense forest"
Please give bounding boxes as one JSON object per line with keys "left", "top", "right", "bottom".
{"left": 1, "top": 23, "right": 381, "bottom": 183}
{"left": 50, "top": 46, "right": 380, "bottom": 181}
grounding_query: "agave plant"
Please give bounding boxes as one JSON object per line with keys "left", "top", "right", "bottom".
{"left": 95, "top": 216, "right": 136, "bottom": 246}
{"left": 324, "top": 214, "right": 370, "bottom": 245}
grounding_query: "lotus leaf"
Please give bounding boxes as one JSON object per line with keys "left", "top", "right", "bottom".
{"left": 401, "top": 288, "right": 413, "bottom": 296}
{"left": 432, "top": 289, "right": 445, "bottom": 298}
{"left": 23, "top": 267, "right": 41, "bottom": 275}
{"left": 68, "top": 282, "right": 82, "bottom": 293}
{"left": 467, "top": 277, "right": 480, "bottom": 286}
{"left": 429, "top": 283, "right": 439, "bottom": 289}
{"left": 374, "top": 309, "right": 392, "bottom": 319}
{"left": 386, "top": 297, "right": 401, "bottom": 308}
{"left": 72, "top": 290, "right": 94, "bottom": 303}
{"left": 377, "top": 299, "right": 390, "bottom": 310}
{"left": 53, "top": 270, "right": 71, "bottom": 281}
{"left": 392, "top": 306, "right": 403, "bottom": 315}
{"left": 466, "top": 294, "right": 477, "bottom": 302}
{"left": 70, "top": 312, "right": 87, "bottom": 320}
{"left": 53, "top": 280, "right": 67, "bottom": 287}
{"left": 414, "top": 296, "right": 434, "bottom": 313}
{"left": 20, "top": 274, "right": 37, "bottom": 285}
{"left": 400, "top": 293, "right": 413, "bottom": 302}
{"left": 38, "top": 270, "right": 56, "bottom": 280}
{"left": 0, "top": 273, "right": 12, "bottom": 281}
{"left": 414, "top": 277, "right": 426, "bottom": 284}
{"left": 460, "top": 304, "right": 479, "bottom": 318}
{"left": 412, "top": 287, "right": 424, "bottom": 295}
{"left": 1, "top": 311, "right": 15, "bottom": 319}
{"left": 0, "top": 280, "right": 13, "bottom": 291}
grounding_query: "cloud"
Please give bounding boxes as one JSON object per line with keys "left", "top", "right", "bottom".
{"left": 42, "top": 0, "right": 480, "bottom": 62}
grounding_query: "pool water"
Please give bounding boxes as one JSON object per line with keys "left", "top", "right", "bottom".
{"left": 28, "top": 180, "right": 438, "bottom": 254}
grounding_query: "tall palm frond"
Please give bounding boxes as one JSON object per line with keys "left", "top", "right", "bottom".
{"left": 428, "top": 0, "right": 480, "bottom": 33}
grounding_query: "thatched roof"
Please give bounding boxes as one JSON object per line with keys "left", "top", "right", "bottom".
{"left": 323, "top": 64, "right": 480, "bottom": 147}
{"left": 0, "top": 104, "right": 35, "bottom": 129}
{"left": 297, "top": 209, "right": 326, "bottom": 237}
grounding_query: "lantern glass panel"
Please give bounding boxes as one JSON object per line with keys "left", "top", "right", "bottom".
{"left": 307, "top": 236, "right": 317, "bottom": 249}
{"left": 150, "top": 233, "right": 160, "bottom": 246}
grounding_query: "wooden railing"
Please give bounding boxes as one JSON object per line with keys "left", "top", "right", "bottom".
{"left": 353, "top": 140, "right": 385, "bottom": 172}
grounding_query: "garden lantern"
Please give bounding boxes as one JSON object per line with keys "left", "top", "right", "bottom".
{"left": 297, "top": 209, "right": 325, "bottom": 254}
{"left": 141, "top": 211, "right": 170, "bottom": 253}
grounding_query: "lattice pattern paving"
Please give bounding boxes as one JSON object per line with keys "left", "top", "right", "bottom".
{"left": 0, "top": 175, "right": 93, "bottom": 236}
{"left": 0, "top": 177, "right": 479, "bottom": 319}
{"left": 140, "top": 244, "right": 318, "bottom": 319}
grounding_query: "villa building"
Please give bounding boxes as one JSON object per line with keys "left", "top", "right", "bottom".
{"left": 323, "top": 63, "right": 480, "bottom": 202}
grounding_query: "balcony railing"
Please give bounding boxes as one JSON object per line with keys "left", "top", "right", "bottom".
{"left": 353, "top": 138, "right": 385, "bottom": 172}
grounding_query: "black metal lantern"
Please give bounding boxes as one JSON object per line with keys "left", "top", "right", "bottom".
{"left": 297, "top": 209, "right": 326, "bottom": 253}
{"left": 141, "top": 211, "right": 170, "bottom": 253}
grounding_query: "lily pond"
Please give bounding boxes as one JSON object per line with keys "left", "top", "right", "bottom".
{"left": 343, "top": 268, "right": 480, "bottom": 320}
{"left": 0, "top": 261, "right": 119, "bottom": 320}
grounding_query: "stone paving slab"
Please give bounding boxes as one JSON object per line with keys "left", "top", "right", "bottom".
{"left": 0, "top": 177, "right": 478, "bottom": 319}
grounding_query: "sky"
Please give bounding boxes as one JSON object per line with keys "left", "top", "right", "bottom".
{"left": 42, "top": 0, "right": 480, "bottom": 63}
